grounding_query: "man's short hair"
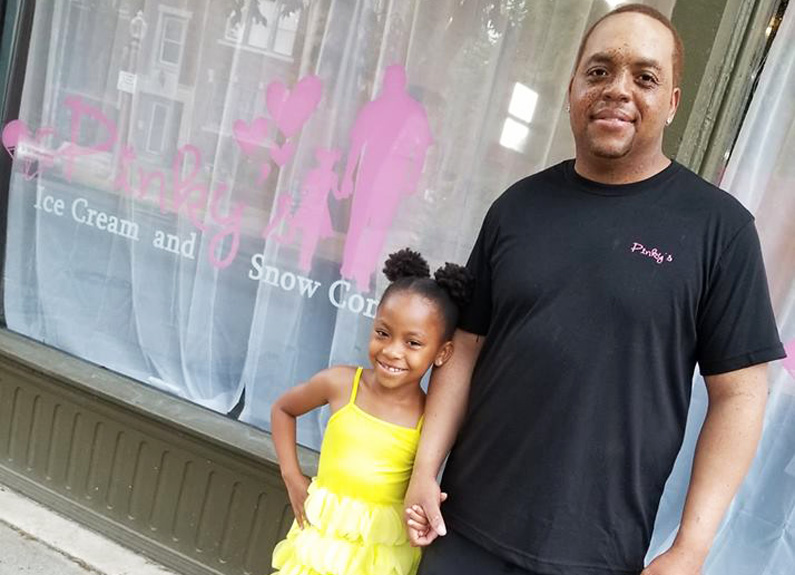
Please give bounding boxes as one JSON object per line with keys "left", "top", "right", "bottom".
{"left": 573, "top": 3, "right": 685, "bottom": 87}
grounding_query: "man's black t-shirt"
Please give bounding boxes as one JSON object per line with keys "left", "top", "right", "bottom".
{"left": 443, "top": 160, "right": 786, "bottom": 575}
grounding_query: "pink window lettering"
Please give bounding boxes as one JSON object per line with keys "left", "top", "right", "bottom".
{"left": 61, "top": 96, "right": 119, "bottom": 181}
{"left": 0, "top": 70, "right": 436, "bottom": 276}
{"left": 113, "top": 146, "right": 138, "bottom": 196}
{"left": 207, "top": 182, "right": 246, "bottom": 269}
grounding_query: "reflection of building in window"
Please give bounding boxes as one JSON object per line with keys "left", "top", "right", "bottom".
{"left": 159, "top": 15, "right": 188, "bottom": 66}
{"left": 155, "top": 7, "right": 190, "bottom": 69}
{"left": 62, "top": 0, "right": 118, "bottom": 96}
{"left": 224, "top": 0, "right": 302, "bottom": 58}
{"left": 147, "top": 102, "right": 169, "bottom": 153}
{"left": 137, "top": 96, "right": 184, "bottom": 163}
{"left": 500, "top": 82, "right": 539, "bottom": 153}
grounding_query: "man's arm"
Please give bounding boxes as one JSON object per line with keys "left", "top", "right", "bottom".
{"left": 643, "top": 363, "right": 768, "bottom": 575}
{"left": 404, "top": 328, "right": 484, "bottom": 545}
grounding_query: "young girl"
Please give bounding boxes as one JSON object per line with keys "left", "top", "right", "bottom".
{"left": 270, "top": 248, "right": 472, "bottom": 575}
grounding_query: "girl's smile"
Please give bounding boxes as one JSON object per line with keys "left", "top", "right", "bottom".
{"left": 375, "top": 359, "right": 408, "bottom": 374}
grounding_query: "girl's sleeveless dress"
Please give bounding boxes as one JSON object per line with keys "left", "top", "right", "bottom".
{"left": 271, "top": 367, "right": 423, "bottom": 575}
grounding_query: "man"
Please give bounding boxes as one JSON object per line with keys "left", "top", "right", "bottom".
{"left": 404, "top": 5, "right": 786, "bottom": 575}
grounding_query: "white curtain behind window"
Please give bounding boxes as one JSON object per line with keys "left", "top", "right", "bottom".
{"left": 648, "top": 6, "right": 795, "bottom": 573}
{"left": 5, "top": 0, "right": 675, "bottom": 448}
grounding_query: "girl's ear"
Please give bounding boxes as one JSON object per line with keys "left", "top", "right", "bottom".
{"left": 433, "top": 341, "right": 454, "bottom": 367}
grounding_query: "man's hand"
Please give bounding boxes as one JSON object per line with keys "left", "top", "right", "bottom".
{"left": 283, "top": 472, "right": 311, "bottom": 529}
{"left": 404, "top": 474, "right": 448, "bottom": 546}
{"left": 641, "top": 544, "right": 705, "bottom": 575}
{"left": 405, "top": 493, "right": 447, "bottom": 546}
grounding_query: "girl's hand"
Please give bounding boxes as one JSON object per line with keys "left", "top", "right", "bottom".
{"left": 404, "top": 491, "right": 447, "bottom": 546}
{"left": 284, "top": 472, "right": 311, "bottom": 529}
{"left": 406, "top": 503, "right": 430, "bottom": 542}
{"left": 271, "top": 367, "right": 352, "bottom": 530}
{"left": 406, "top": 504, "right": 430, "bottom": 529}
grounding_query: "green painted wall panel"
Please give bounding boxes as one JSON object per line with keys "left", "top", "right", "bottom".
{"left": 0, "top": 330, "right": 301, "bottom": 575}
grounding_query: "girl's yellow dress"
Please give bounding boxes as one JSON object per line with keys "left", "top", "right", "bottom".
{"left": 271, "top": 367, "right": 423, "bottom": 575}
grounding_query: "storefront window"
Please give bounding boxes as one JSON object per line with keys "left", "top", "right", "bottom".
{"left": 2, "top": 0, "right": 677, "bottom": 449}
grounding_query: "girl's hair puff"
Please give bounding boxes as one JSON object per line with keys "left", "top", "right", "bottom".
{"left": 434, "top": 262, "right": 474, "bottom": 311}
{"left": 380, "top": 248, "right": 474, "bottom": 339}
{"left": 383, "top": 247, "right": 430, "bottom": 282}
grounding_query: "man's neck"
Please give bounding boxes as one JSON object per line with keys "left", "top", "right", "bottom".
{"left": 573, "top": 153, "right": 672, "bottom": 185}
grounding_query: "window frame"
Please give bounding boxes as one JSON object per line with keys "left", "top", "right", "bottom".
{"left": 222, "top": 0, "right": 302, "bottom": 60}
{"left": 0, "top": 0, "right": 36, "bottom": 327}
{"left": 145, "top": 100, "right": 170, "bottom": 154}
{"left": 158, "top": 14, "right": 188, "bottom": 67}
{"left": 153, "top": 6, "right": 190, "bottom": 71}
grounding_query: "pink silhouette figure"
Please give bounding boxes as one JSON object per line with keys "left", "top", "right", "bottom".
{"left": 338, "top": 65, "right": 432, "bottom": 291}
{"left": 268, "top": 148, "right": 341, "bottom": 272}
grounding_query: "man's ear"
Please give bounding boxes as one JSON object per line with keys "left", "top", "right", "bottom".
{"left": 668, "top": 86, "right": 681, "bottom": 123}
{"left": 433, "top": 341, "right": 454, "bottom": 368}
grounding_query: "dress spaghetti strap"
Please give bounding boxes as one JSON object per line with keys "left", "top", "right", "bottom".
{"left": 349, "top": 366, "right": 363, "bottom": 405}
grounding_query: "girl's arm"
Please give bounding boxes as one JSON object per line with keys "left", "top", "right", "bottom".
{"left": 271, "top": 366, "right": 351, "bottom": 527}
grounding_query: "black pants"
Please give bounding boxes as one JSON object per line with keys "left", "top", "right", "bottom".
{"left": 417, "top": 529, "right": 542, "bottom": 575}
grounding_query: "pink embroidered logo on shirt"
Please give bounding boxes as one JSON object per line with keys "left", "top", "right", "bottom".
{"left": 630, "top": 242, "right": 673, "bottom": 265}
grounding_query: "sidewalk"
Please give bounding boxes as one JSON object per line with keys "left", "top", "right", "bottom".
{"left": 0, "top": 483, "right": 180, "bottom": 575}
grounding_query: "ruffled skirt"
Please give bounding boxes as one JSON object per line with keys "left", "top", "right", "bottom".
{"left": 272, "top": 481, "right": 421, "bottom": 575}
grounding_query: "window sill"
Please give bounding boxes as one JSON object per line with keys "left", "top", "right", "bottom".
{"left": 0, "top": 328, "right": 319, "bottom": 475}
